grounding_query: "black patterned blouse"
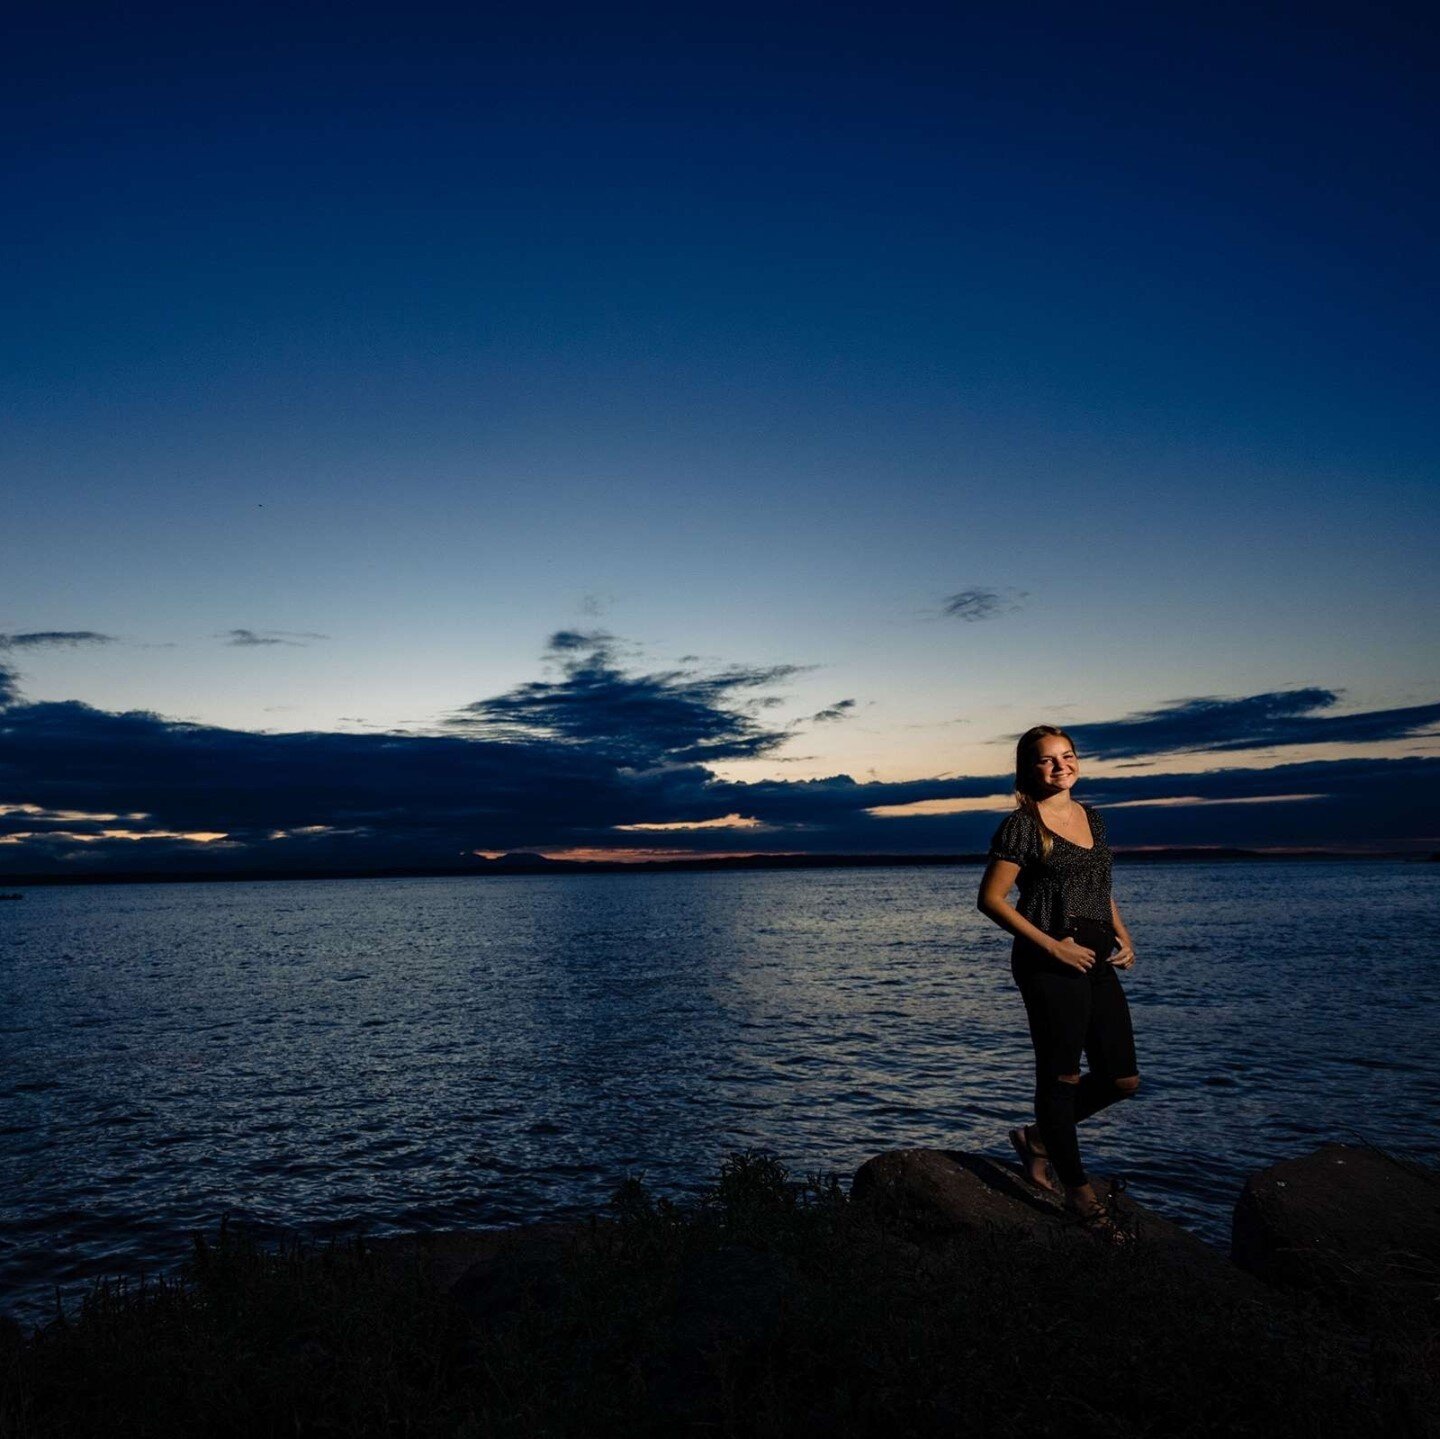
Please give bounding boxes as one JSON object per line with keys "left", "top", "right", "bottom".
{"left": 987, "top": 804, "right": 1114, "bottom": 938}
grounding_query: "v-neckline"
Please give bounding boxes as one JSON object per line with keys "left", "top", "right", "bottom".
{"left": 1040, "top": 805, "right": 1095, "bottom": 852}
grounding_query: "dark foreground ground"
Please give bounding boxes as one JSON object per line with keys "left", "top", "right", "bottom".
{"left": 2, "top": 1149, "right": 1436, "bottom": 1438}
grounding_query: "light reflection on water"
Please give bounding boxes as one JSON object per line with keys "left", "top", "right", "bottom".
{"left": 1, "top": 863, "right": 1436, "bottom": 1322}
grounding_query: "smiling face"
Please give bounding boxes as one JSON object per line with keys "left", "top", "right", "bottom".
{"left": 1029, "top": 734, "right": 1079, "bottom": 794}
{"left": 1014, "top": 726, "right": 1081, "bottom": 800}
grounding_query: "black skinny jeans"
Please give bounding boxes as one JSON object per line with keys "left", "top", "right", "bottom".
{"left": 1015, "top": 954, "right": 1138, "bottom": 1188}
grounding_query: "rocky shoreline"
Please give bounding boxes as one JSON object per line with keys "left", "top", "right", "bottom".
{"left": 368, "top": 1140, "right": 1438, "bottom": 1309}
{"left": 3, "top": 1142, "right": 1436, "bottom": 1436}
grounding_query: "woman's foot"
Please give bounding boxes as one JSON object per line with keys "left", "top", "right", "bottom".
{"left": 1009, "top": 1125, "right": 1060, "bottom": 1194}
{"left": 1065, "top": 1180, "right": 1135, "bottom": 1247}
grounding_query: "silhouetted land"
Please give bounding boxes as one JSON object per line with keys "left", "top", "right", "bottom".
{"left": 0, "top": 848, "right": 1429, "bottom": 888}
{"left": 3, "top": 1150, "right": 1435, "bottom": 1437}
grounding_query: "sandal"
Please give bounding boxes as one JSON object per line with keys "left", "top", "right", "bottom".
{"left": 1069, "top": 1178, "right": 1139, "bottom": 1247}
{"left": 1009, "top": 1126, "right": 1060, "bottom": 1195}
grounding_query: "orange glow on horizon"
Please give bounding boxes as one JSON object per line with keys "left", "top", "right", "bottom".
{"left": 616, "top": 813, "right": 765, "bottom": 832}
{"left": 1107, "top": 793, "right": 1325, "bottom": 809}
{"left": 474, "top": 846, "right": 807, "bottom": 863}
{"left": 0, "top": 829, "right": 230, "bottom": 845}
{"left": 866, "top": 795, "right": 1012, "bottom": 818}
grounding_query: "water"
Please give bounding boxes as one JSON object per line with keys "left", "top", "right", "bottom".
{"left": 2, "top": 863, "right": 1436, "bottom": 1323}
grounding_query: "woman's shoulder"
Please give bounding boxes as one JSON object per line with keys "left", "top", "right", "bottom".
{"left": 1080, "top": 804, "right": 1108, "bottom": 838}
{"left": 989, "top": 807, "right": 1039, "bottom": 864}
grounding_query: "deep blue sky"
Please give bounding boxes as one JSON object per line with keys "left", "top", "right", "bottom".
{"left": 3, "top": 1, "right": 1437, "bottom": 867}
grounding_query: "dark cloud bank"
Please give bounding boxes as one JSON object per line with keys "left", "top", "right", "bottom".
{"left": 1074, "top": 689, "right": 1440, "bottom": 759}
{"left": 0, "top": 639, "right": 1435, "bottom": 875}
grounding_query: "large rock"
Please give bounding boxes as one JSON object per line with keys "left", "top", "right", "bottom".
{"left": 851, "top": 1148, "right": 1240, "bottom": 1283}
{"left": 1232, "top": 1143, "right": 1440, "bottom": 1313}
{"left": 365, "top": 1221, "right": 598, "bottom": 1321}
{"left": 852, "top": 1148, "right": 1063, "bottom": 1237}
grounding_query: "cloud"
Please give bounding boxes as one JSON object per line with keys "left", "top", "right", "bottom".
{"left": 809, "top": 699, "right": 857, "bottom": 724}
{"left": 448, "top": 630, "right": 807, "bottom": 768}
{"left": 223, "top": 629, "right": 329, "bottom": 647}
{"left": 0, "top": 651, "right": 1435, "bottom": 874}
{"left": 0, "top": 665, "right": 19, "bottom": 708}
{"left": 940, "top": 588, "right": 1025, "bottom": 623}
{"left": 0, "top": 631, "right": 118, "bottom": 649}
{"left": 1073, "top": 689, "right": 1440, "bottom": 759}
{"left": 546, "top": 628, "right": 616, "bottom": 654}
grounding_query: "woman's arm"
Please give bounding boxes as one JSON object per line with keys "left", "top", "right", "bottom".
{"left": 977, "top": 860, "right": 1098, "bottom": 972}
{"left": 1109, "top": 896, "right": 1136, "bottom": 970}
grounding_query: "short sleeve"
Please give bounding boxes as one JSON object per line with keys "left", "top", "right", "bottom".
{"left": 988, "top": 809, "right": 1037, "bottom": 866}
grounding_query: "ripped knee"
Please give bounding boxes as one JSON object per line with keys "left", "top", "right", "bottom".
{"left": 1058, "top": 1073, "right": 1082, "bottom": 1085}
{"left": 1114, "top": 1074, "right": 1141, "bottom": 1096}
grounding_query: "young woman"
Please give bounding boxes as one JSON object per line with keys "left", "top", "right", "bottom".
{"left": 977, "top": 725, "right": 1140, "bottom": 1242}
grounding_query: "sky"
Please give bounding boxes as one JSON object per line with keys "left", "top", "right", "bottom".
{"left": 2, "top": 1, "right": 1438, "bottom": 871}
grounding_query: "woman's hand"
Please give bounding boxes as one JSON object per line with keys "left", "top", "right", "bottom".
{"left": 1050, "top": 937, "right": 1096, "bottom": 972}
{"left": 1109, "top": 939, "right": 1136, "bottom": 970}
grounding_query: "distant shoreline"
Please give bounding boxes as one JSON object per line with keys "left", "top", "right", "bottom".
{"left": 1, "top": 847, "right": 1433, "bottom": 888}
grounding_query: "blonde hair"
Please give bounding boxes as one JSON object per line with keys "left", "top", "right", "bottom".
{"left": 1013, "top": 724, "right": 1078, "bottom": 860}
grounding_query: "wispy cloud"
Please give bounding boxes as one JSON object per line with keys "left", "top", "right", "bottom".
{"left": 578, "top": 592, "right": 616, "bottom": 618}
{"left": 547, "top": 628, "right": 615, "bottom": 654}
{"left": 809, "top": 699, "right": 857, "bottom": 724}
{"left": 940, "top": 588, "right": 1026, "bottom": 623}
{"left": 1073, "top": 689, "right": 1440, "bottom": 759}
{"left": 0, "top": 631, "right": 118, "bottom": 649}
{"left": 222, "top": 629, "right": 329, "bottom": 647}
